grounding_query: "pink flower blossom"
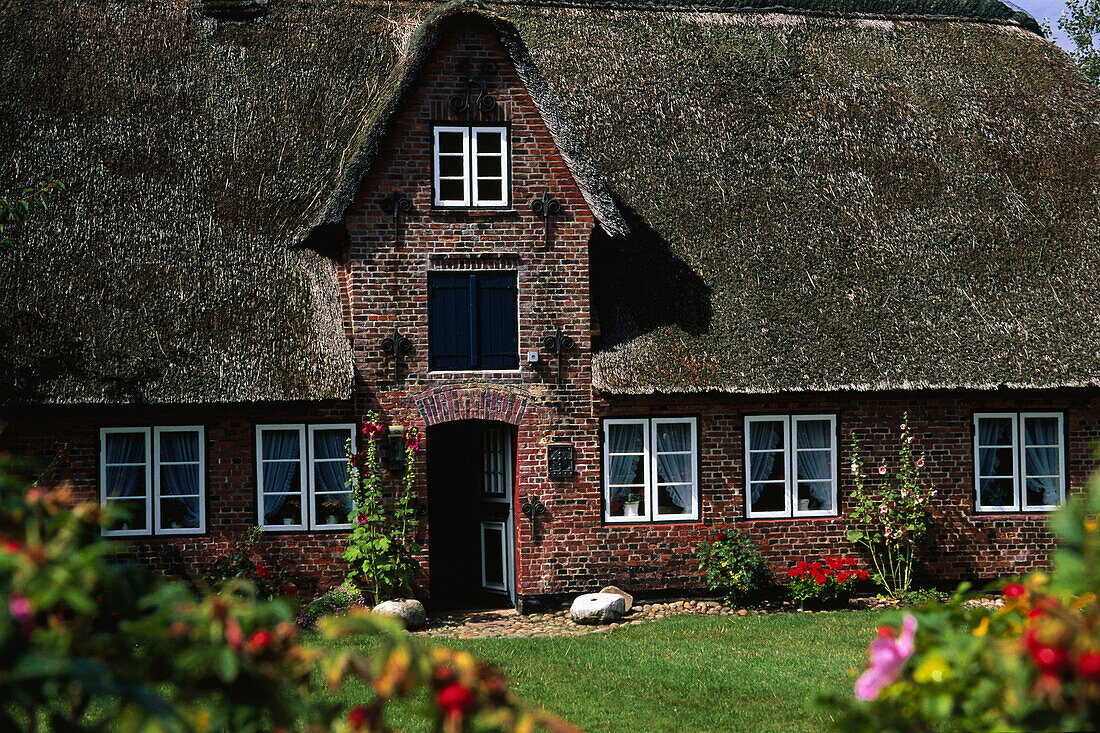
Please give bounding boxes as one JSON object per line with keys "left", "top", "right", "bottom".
{"left": 900, "top": 423, "right": 907, "bottom": 431}
{"left": 879, "top": 505, "right": 888, "bottom": 514}
{"left": 916, "top": 458, "right": 925, "bottom": 468}
{"left": 9, "top": 594, "right": 33, "bottom": 629}
{"left": 855, "top": 614, "right": 917, "bottom": 701}
{"left": 878, "top": 465, "right": 887, "bottom": 475}
{"left": 931, "top": 490, "right": 937, "bottom": 497}
{"left": 357, "top": 515, "right": 369, "bottom": 524}
{"left": 850, "top": 462, "right": 859, "bottom": 474}
{"left": 906, "top": 436, "right": 914, "bottom": 444}
{"left": 901, "top": 489, "right": 908, "bottom": 498}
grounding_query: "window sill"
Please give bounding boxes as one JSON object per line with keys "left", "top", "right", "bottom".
{"left": 427, "top": 368, "right": 524, "bottom": 376}
{"left": 743, "top": 514, "right": 841, "bottom": 523}
{"left": 973, "top": 509, "right": 1060, "bottom": 517}
{"left": 259, "top": 526, "right": 353, "bottom": 533}
{"left": 603, "top": 517, "right": 702, "bottom": 526}
{"left": 430, "top": 206, "right": 517, "bottom": 217}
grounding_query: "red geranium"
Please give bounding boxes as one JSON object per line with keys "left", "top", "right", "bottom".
{"left": 437, "top": 683, "right": 477, "bottom": 716}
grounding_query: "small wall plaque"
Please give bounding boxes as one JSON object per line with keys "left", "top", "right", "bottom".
{"left": 547, "top": 444, "right": 575, "bottom": 479}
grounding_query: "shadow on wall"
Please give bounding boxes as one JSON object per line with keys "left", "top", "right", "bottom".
{"left": 590, "top": 200, "right": 712, "bottom": 350}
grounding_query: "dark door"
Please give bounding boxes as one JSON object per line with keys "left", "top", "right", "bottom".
{"left": 426, "top": 421, "right": 515, "bottom": 609}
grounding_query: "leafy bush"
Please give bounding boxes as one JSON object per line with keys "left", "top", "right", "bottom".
{"left": 0, "top": 457, "right": 574, "bottom": 732}
{"left": 825, "top": 472, "right": 1100, "bottom": 732}
{"left": 697, "top": 529, "right": 773, "bottom": 604}
{"left": 203, "top": 526, "right": 298, "bottom": 600}
{"left": 847, "top": 414, "right": 936, "bottom": 597}
{"left": 296, "top": 581, "right": 369, "bottom": 629}
{"left": 786, "top": 558, "right": 869, "bottom": 605}
{"left": 898, "top": 587, "right": 948, "bottom": 608}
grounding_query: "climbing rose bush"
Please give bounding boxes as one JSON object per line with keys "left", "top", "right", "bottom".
{"left": 825, "top": 471, "right": 1100, "bottom": 732}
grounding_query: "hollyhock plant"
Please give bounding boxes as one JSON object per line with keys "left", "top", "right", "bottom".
{"left": 854, "top": 615, "right": 917, "bottom": 701}
{"left": 847, "top": 413, "right": 936, "bottom": 597}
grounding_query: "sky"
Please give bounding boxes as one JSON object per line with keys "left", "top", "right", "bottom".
{"left": 1011, "top": 0, "right": 1074, "bottom": 50}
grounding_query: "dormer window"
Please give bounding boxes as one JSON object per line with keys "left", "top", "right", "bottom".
{"left": 433, "top": 125, "right": 509, "bottom": 208}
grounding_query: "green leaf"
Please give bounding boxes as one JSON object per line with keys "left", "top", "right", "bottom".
{"left": 846, "top": 529, "right": 864, "bottom": 543}
{"left": 214, "top": 648, "right": 239, "bottom": 682}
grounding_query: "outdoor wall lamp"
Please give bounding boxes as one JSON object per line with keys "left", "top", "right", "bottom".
{"left": 385, "top": 424, "right": 406, "bottom": 473}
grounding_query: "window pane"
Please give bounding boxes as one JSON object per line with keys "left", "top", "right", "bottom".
{"left": 160, "top": 497, "right": 200, "bottom": 529}
{"left": 477, "top": 155, "right": 502, "bottom": 178}
{"left": 439, "top": 179, "right": 465, "bottom": 202}
{"left": 657, "top": 485, "right": 692, "bottom": 516}
{"left": 978, "top": 447, "right": 1014, "bottom": 477}
{"left": 106, "top": 499, "right": 147, "bottom": 532}
{"left": 106, "top": 466, "right": 145, "bottom": 498}
{"left": 159, "top": 431, "right": 198, "bottom": 463}
{"left": 795, "top": 420, "right": 831, "bottom": 449}
{"left": 797, "top": 481, "right": 833, "bottom": 512}
{"left": 482, "top": 524, "right": 505, "bottom": 585}
{"left": 1024, "top": 417, "right": 1059, "bottom": 446}
{"left": 608, "top": 486, "right": 645, "bottom": 517}
{"left": 316, "top": 493, "right": 353, "bottom": 525}
{"left": 438, "top": 155, "right": 465, "bottom": 178}
{"left": 476, "top": 131, "right": 502, "bottom": 153}
{"left": 105, "top": 432, "right": 146, "bottom": 465}
{"left": 608, "top": 423, "right": 645, "bottom": 454}
{"left": 437, "top": 131, "right": 464, "bottom": 154}
{"left": 262, "top": 430, "right": 300, "bottom": 461}
{"left": 977, "top": 417, "right": 1014, "bottom": 446}
{"left": 315, "top": 459, "right": 349, "bottom": 494}
{"left": 262, "top": 461, "right": 301, "bottom": 496}
{"left": 609, "top": 455, "right": 644, "bottom": 486}
{"left": 750, "top": 483, "right": 785, "bottom": 513}
{"left": 979, "top": 477, "right": 1014, "bottom": 507}
{"left": 656, "top": 422, "right": 691, "bottom": 453}
{"left": 796, "top": 449, "right": 831, "bottom": 481}
{"left": 1025, "top": 447, "right": 1059, "bottom": 477}
{"left": 475, "top": 179, "right": 502, "bottom": 202}
{"left": 314, "top": 429, "right": 349, "bottom": 461}
{"left": 264, "top": 494, "right": 303, "bottom": 526}
{"left": 656, "top": 453, "right": 691, "bottom": 484}
{"left": 1026, "top": 477, "right": 1060, "bottom": 507}
{"left": 749, "top": 451, "right": 785, "bottom": 482}
{"left": 749, "top": 420, "right": 784, "bottom": 451}
{"left": 161, "top": 465, "right": 199, "bottom": 496}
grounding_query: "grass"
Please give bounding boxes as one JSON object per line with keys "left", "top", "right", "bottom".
{"left": 316, "top": 610, "right": 881, "bottom": 732}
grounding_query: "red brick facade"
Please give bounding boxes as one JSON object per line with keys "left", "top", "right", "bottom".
{"left": 1, "top": 18, "right": 1095, "bottom": 608}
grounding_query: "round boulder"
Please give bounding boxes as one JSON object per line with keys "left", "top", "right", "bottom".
{"left": 570, "top": 593, "right": 626, "bottom": 624}
{"left": 373, "top": 599, "right": 427, "bottom": 630}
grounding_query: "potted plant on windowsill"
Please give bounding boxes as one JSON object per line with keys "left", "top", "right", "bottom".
{"left": 622, "top": 490, "right": 642, "bottom": 517}
{"left": 321, "top": 498, "right": 347, "bottom": 526}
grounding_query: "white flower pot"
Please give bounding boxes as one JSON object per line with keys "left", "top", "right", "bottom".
{"left": 623, "top": 501, "right": 640, "bottom": 517}
{"left": 282, "top": 517, "right": 293, "bottom": 526}
{"left": 326, "top": 515, "right": 338, "bottom": 525}
{"left": 798, "top": 499, "right": 811, "bottom": 512}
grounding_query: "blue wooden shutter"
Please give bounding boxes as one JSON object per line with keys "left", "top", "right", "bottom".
{"left": 428, "top": 273, "right": 473, "bottom": 370}
{"left": 476, "top": 271, "right": 518, "bottom": 369}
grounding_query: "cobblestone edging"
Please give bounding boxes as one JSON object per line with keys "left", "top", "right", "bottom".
{"left": 412, "top": 595, "right": 1007, "bottom": 639}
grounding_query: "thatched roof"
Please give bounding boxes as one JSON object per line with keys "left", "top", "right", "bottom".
{"left": 2, "top": 0, "right": 1095, "bottom": 402}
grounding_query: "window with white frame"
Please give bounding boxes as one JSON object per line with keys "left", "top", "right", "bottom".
{"left": 744, "top": 415, "right": 837, "bottom": 519}
{"left": 433, "top": 125, "right": 508, "bottom": 207}
{"left": 974, "top": 412, "right": 1065, "bottom": 512}
{"left": 256, "top": 424, "right": 356, "bottom": 530}
{"left": 603, "top": 417, "right": 698, "bottom": 522}
{"left": 100, "top": 426, "right": 206, "bottom": 536}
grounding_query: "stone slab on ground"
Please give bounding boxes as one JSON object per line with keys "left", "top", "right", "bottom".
{"left": 570, "top": 593, "right": 626, "bottom": 624}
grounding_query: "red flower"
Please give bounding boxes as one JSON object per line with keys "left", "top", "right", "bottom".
{"left": 1077, "top": 651, "right": 1100, "bottom": 679}
{"left": 254, "top": 562, "right": 269, "bottom": 579}
{"left": 856, "top": 570, "right": 870, "bottom": 581}
{"left": 847, "top": 557, "right": 858, "bottom": 566}
{"left": 1004, "top": 583, "right": 1026, "bottom": 599}
{"left": 877, "top": 625, "right": 896, "bottom": 639}
{"left": 787, "top": 568, "right": 800, "bottom": 578}
{"left": 813, "top": 574, "right": 827, "bottom": 586}
{"left": 1, "top": 539, "right": 22, "bottom": 554}
{"left": 1030, "top": 644, "right": 1069, "bottom": 674}
{"left": 436, "top": 683, "right": 477, "bottom": 716}
{"left": 348, "top": 705, "right": 370, "bottom": 730}
{"left": 715, "top": 532, "right": 727, "bottom": 542}
{"left": 247, "top": 629, "right": 272, "bottom": 650}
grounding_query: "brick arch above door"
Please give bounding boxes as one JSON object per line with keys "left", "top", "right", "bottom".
{"left": 415, "top": 386, "right": 530, "bottom": 427}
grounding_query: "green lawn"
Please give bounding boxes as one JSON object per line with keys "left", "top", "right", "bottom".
{"left": 318, "top": 611, "right": 881, "bottom": 732}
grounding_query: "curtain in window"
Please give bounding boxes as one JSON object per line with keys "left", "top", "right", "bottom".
{"left": 105, "top": 433, "right": 145, "bottom": 498}
{"left": 313, "top": 430, "right": 350, "bottom": 493}
{"left": 655, "top": 423, "right": 690, "bottom": 512}
{"left": 160, "top": 431, "right": 200, "bottom": 526}
{"left": 262, "top": 430, "right": 300, "bottom": 520}
{"left": 978, "top": 418, "right": 1008, "bottom": 476}
{"left": 1024, "top": 417, "right": 1060, "bottom": 505}
{"left": 608, "top": 424, "right": 643, "bottom": 504}
{"left": 749, "top": 421, "right": 783, "bottom": 503}
{"left": 795, "top": 421, "right": 832, "bottom": 510}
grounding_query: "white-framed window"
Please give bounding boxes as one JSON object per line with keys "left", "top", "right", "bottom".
{"left": 100, "top": 426, "right": 206, "bottom": 537}
{"left": 603, "top": 417, "right": 699, "bottom": 523}
{"left": 256, "top": 423, "right": 356, "bottom": 530}
{"left": 974, "top": 412, "right": 1065, "bottom": 513}
{"left": 433, "top": 125, "right": 508, "bottom": 207}
{"left": 744, "top": 415, "right": 838, "bottom": 519}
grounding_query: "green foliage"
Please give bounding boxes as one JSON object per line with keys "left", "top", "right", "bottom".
{"left": 847, "top": 414, "right": 935, "bottom": 597}
{"left": 344, "top": 414, "right": 421, "bottom": 606}
{"left": 297, "top": 581, "right": 369, "bottom": 629}
{"left": 696, "top": 528, "right": 773, "bottom": 604}
{"left": 203, "top": 526, "right": 298, "bottom": 600}
{"left": 899, "top": 587, "right": 949, "bottom": 608}
{"left": 825, "top": 471, "right": 1100, "bottom": 732}
{"left": 1060, "top": 0, "right": 1100, "bottom": 83}
{"left": 0, "top": 178, "right": 64, "bottom": 251}
{"left": 0, "top": 456, "right": 572, "bottom": 732}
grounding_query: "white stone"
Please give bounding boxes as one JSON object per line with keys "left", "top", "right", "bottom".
{"left": 599, "top": 585, "right": 634, "bottom": 612}
{"left": 569, "top": 593, "right": 626, "bottom": 624}
{"left": 373, "top": 599, "right": 427, "bottom": 630}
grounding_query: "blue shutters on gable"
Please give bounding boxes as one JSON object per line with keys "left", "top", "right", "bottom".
{"left": 428, "top": 271, "right": 517, "bottom": 371}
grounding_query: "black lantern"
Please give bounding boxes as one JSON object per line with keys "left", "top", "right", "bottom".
{"left": 386, "top": 425, "right": 406, "bottom": 473}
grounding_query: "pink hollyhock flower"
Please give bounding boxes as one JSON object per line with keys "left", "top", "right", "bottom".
{"left": 930, "top": 489, "right": 937, "bottom": 497}
{"left": 878, "top": 465, "right": 887, "bottom": 475}
{"left": 900, "top": 423, "right": 907, "bottom": 431}
{"left": 855, "top": 614, "right": 917, "bottom": 701}
{"left": 850, "top": 462, "right": 859, "bottom": 474}
{"left": 8, "top": 594, "right": 33, "bottom": 628}
{"left": 916, "top": 458, "right": 925, "bottom": 468}
{"left": 357, "top": 515, "right": 369, "bottom": 524}
{"left": 906, "top": 436, "right": 914, "bottom": 443}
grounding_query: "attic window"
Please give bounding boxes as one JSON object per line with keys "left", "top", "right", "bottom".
{"left": 433, "top": 125, "right": 509, "bottom": 208}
